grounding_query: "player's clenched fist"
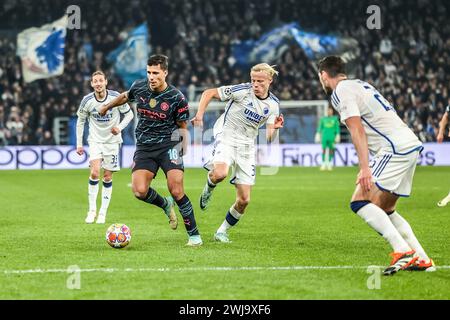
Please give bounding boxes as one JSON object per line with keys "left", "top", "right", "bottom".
{"left": 76, "top": 147, "right": 84, "bottom": 155}
{"left": 274, "top": 114, "right": 284, "bottom": 128}
{"left": 111, "top": 127, "right": 121, "bottom": 135}
{"left": 190, "top": 115, "right": 203, "bottom": 127}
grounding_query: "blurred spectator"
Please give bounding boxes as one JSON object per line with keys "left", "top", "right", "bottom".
{"left": 39, "top": 130, "right": 56, "bottom": 145}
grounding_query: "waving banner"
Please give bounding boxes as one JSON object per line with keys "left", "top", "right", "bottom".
{"left": 16, "top": 16, "right": 67, "bottom": 83}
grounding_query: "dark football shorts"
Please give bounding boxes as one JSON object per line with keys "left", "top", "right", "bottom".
{"left": 132, "top": 144, "right": 184, "bottom": 176}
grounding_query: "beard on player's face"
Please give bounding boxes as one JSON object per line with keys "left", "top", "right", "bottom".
{"left": 323, "top": 85, "right": 333, "bottom": 96}
{"left": 319, "top": 74, "right": 333, "bottom": 96}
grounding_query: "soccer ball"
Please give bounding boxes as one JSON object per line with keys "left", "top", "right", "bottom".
{"left": 106, "top": 223, "right": 131, "bottom": 248}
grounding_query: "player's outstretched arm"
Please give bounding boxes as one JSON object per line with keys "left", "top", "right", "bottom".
{"left": 98, "top": 92, "right": 129, "bottom": 116}
{"left": 437, "top": 112, "right": 448, "bottom": 143}
{"left": 191, "top": 88, "right": 220, "bottom": 127}
{"left": 345, "top": 116, "right": 372, "bottom": 192}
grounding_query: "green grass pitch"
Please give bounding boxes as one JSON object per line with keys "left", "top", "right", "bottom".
{"left": 0, "top": 166, "right": 449, "bottom": 299}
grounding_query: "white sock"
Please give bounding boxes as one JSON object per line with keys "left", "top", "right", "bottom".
{"left": 217, "top": 205, "right": 243, "bottom": 233}
{"left": 356, "top": 203, "right": 411, "bottom": 253}
{"left": 389, "top": 211, "right": 429, "bottom": 261}
{"left": 99, "top": 180, "right": 113, "bottom": 215}
{"left": 88, "top": 179, "right": 99, "bottom": 212}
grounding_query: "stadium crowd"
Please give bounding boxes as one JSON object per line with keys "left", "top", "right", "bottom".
{"left": 0, "top": 0, "right": 449, "bottom": 145}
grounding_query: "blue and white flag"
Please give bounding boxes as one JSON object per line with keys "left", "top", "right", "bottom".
{"left": 107, "top": 23, "right": 149, "bottom": 88}
{"left": 16, "top": 16, "right": 67, "bottom": 83}
{"left": 231, "top": 22, "right": 359, "bottom": 75}
{"left": 290, "top": 25, "right": 360, "bottom": 75}
{"left": 231, "top": 23, "right": 295, "bottom": 67}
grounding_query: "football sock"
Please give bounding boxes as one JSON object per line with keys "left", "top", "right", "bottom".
{"left": 175, "top": 195, "right": 199, "bottom": 236}
{"left": 142, "top": 188, "right": 168, "bottom": 209}
{"left": 99, "top": 180, "right": 112, "bottom": 214}
{"left": 206, "top": 174, "right": 217, "bottom": 193}
{"left": 88, "top": 178, "right": 99, "bottom": 212}
{"left": 351, "top": 201, "right": 411, "bottom": 253}
{"left": 217, "top": 205, "right": 243, "bottom": 233}
{"left": 387, "top": 211, "right": 430, "bottom": 261}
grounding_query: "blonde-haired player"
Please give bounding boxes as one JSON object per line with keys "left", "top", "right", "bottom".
{"left": 191, "top": 63, "right": 284, "bottom": 243}
{"left": 76, "top": 71, "right": 133, "bottom": 224}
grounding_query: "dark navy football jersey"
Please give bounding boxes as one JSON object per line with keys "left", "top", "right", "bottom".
{"left": 128, "top": 79, "right": 189, "bottom": 149}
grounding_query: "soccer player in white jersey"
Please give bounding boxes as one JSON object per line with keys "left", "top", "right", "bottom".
{"left": 437, "top": 104, "right": 450, "bottom": 207}
{"left": 191, "top": 63, "right": 284, "bottom": 243}
{"left": 317, "top": 56, "right": 435, "bottom": 275}
{"left": 76, "top": 71, "right": 133, "bottom": 224}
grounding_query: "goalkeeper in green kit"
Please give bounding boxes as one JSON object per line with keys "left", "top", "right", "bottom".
{"left": 315, "top": 106, "right": 340, "bottom": 171}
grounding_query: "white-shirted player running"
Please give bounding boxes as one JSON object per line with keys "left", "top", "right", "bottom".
{"left": 191, "top": 63, "right": 284, "bottom": 243}
{"left": 76, "top": 71, "right": 133, "bottom": 224}
{"left": 317, "top": 56, "right": 435, "bottom": 275}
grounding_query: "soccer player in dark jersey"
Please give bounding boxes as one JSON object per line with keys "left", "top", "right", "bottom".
{"left": 99, "top": 55, "right": 202, "bottom": 246}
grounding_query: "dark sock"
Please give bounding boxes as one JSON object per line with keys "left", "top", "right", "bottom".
{"left": 175, "top": 195, "right": 199, "bottom": 236}
{"left": 140, "top": 188, "right": 168, "bottom": 209}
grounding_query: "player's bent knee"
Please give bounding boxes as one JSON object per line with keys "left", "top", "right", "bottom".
{"left": 212, "top": 171, "right": 227, "bottom": 182}
{"left": 237, "top": 196, "right": 251, "bottom": 208}
{"left": 132, "top": 186, "right": 148, "bottom": 200}
{"left": 90, "top": 171, "right": 100, "bottom": 180}
{"left": 169, "top": 187, "right": 184, "bottom": 200}
{"left": 350, "top": 200, "right": 371, "bottom": 213}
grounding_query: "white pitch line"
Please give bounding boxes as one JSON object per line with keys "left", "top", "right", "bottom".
{"left": 2, "top": 265, "right": 449, "bottom": 275}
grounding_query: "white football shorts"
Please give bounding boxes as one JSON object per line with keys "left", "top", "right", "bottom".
{"left": 89, "top": 142, "right": 121, "bottom": 171}
{"left": 370, "top": 149, "right": 422, "bottom": 197}
{"left": 204, "top": 139, "right": 256, "bottom": 186}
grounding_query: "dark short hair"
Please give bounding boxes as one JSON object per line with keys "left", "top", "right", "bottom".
{"left": 147, "top": 54, "right": 169, "bottom": 71}
{"left": 317, "top": 56, "right": 346, "bottom": 77}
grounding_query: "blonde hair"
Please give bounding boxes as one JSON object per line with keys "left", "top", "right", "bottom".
{"left": 251, "top": 63, "right": 279, "bottom": 78}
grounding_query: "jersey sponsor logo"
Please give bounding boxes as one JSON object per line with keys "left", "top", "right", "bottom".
{"left": 137, "top": 108, "right": 167, "bottom": 119}
{"left": 244, "top": 108, "right": 264, "bottom": 124}
{"left": 178, "top": 106, "right": 189, "bottom": 114}
{"left": 161, "top": 102, "right": 169, "bottom": 111}
{"left": 149, "top": 99, "right": 157, "bottom": 108}
{"left": 92, "top": 112, "right": 112, "bottom": 122}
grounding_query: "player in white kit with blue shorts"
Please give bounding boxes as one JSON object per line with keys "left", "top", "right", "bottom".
{"left": 317, "top": 56, "right": 435, "bottom": 275}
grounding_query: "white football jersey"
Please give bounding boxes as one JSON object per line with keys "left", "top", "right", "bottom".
{"left": 76, "top": 90, "right": 132, "bottom": 146}
{"left": 214, "top": 83, "right": 280, "bottom": 145}
{"left": 331, "top": 79, "right": 422, "bottom": 155}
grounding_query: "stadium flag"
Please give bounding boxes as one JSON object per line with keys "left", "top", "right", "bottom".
{"left": 231, "top": 22, "right": 359, "bottom": 75}
{"left": 107, "top": 23, "right": 149, "bottom": 87}
{"left": 231, "top": 23, "right": 295, "bottom": 67}
{"left": 290, "top": 24, "right": 360, "bottom": 76}
{"left": 16, "top": 16, "right": 68, "bottom": 83}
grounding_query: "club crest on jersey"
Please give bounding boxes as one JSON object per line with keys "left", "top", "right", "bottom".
{"left": 149, "top": 99, "right": 157, "bottom": 108}
{"left": 160, "top": 102, "right": 169, "bottom": 111}
{"left": 263, "top": 107, "right": 269, "bottom": 115}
